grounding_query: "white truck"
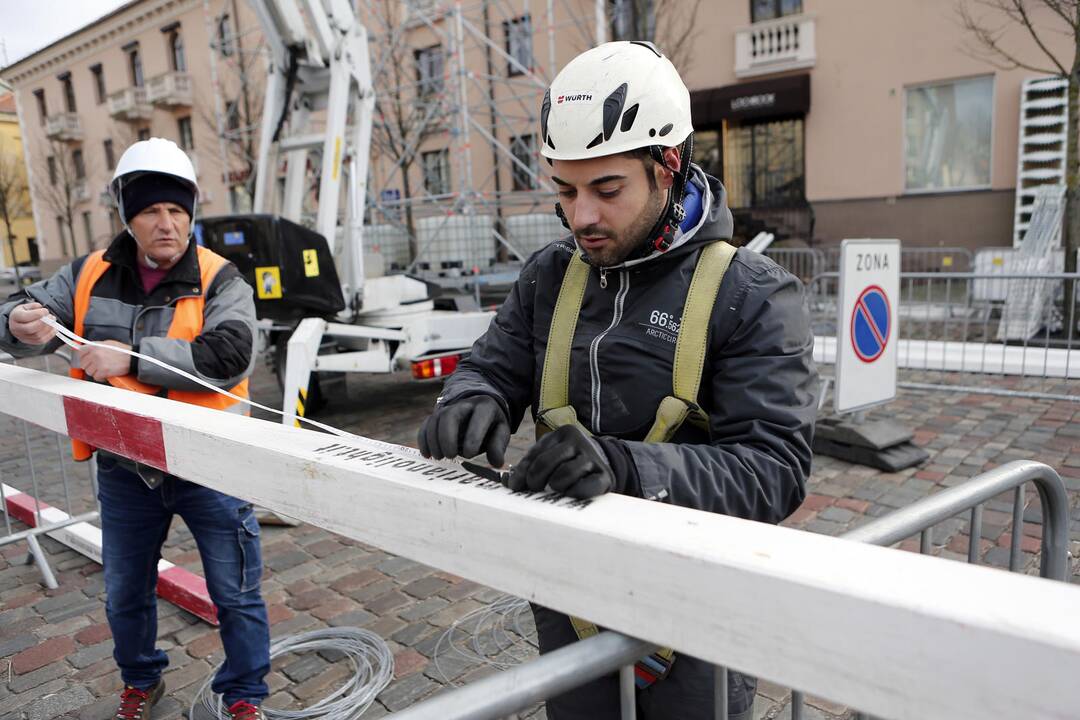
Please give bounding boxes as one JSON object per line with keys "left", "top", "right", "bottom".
{"left": 200, "top": 0, "right": 492, "bottom": 423}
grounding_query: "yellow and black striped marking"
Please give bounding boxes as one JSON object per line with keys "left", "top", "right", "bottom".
{"left": 294, "top": 386, "right": 308, "bottom": 427}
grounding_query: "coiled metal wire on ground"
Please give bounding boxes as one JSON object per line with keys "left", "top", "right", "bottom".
{"left": 433, "top": 595, "right": 537, "bottom": 683}
{"left": 191, "top": 627, "right": 394, "bottom": 720}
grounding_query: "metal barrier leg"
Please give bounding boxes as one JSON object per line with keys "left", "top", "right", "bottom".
{"left": 24, "top": 533, "right": 58, "bottom": 590}
{"left": 715, "top": 665, "right": 728, "bottom": 720}
{"left": 968, "top": 505, "right": 983, "bottom": 565}
{"left": 1010, "top": 486, "right": 1024, "bottom": 572}
{"left": 791, "top": 690, "right": 804, "bottom": 720}
{"left": 620, "top": 664, "right": 636, "bottom": 720}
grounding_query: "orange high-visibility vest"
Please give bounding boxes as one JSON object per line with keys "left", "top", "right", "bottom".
{"left": 69, "top": 245, "right": 250, "bottom": 460}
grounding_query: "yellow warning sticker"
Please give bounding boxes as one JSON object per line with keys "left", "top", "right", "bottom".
{"left": 942, "top": 256, "right": 953, "bottom": 267}
{"left": 256, "top": 266, "right": 282, "bottom": 299}
{"left": 992, "top": 256, "right": 1005, "bottom": 267}
{"left": 303, "top": 248, "right": 320, "bottom": 277}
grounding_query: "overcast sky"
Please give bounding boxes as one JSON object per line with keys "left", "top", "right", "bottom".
{"left": 0, "top": 0, "right": 130, "bottom": 68}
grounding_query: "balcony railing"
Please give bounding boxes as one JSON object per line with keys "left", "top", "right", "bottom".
{"left": 107, "top": 86, "right": 153, "bottom": 121}
{"left": 146, "top": 72, "right": 192, "bottom": 107}
{"left": 73, "top": 179, "right": 92, "bottom": 204}
{"left": 44, "top": 113, "right": 82, "bottom": 142}
{"left": 735, "top": 13, "right": 816, "bottom": 78}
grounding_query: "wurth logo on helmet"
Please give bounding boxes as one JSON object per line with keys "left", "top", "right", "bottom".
{"left": 557, "top": 93, "right": 593, "bottom": 104}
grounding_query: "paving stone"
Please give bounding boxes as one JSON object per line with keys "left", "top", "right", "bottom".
{"left": 402, "top": 576, "right": 452, "bottom": 600}
{"left": 293, "top": 662, "right": 352, "bottom": 703}
{"left": 816, "top": 506, "right": 855, "bottom": 524}
{"left": 69, "top": 639, "right": 115, "bottom": 668}
{"left": 378, "top": 672, "right": 440, "bottom": 712}
{"left": 264, "top": 550, "right": 311, "bottom": 572}
{"left": 7, "top": 662, "right": 69, "bottom": 693}
{"left": 0, "top": 632, "right": 39, "bottom": 658}
{"left": 366, "top": 590, "right": 411, "bottom": 615}
{"left": 282, "top": 652, "right": 330, "bottom": 683}
{"left": 393, "top": 648, "right": 429, "bottom": 678}
{"left": 326, "top": 609, "right": 377, "bottom": 628}
{"left": 23, "top": 684, "right": 94, "bottom": 720}
{"left": 392, "top": 620, "right": 439, "bottom": 647}
{"left": 11, "top": 636, "right": 75, "bottom": 674}
{"left": 399, "top": 597, "right": 450, "bottom": 622}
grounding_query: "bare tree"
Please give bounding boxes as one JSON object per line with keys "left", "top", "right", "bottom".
{"left": 364, "top": 0, "right": 452, "bottom": 253}
{"left": 0, "top": 136, "right": 31, "bottom": 279}
{"left": 608, "top": 0, "right": 706, "bottom": 73}
{"left": 34, "top": 138, "right": 95, "bottom": 258}
{"left": 197, "top": 2, "right": 266, "bottom": 210}
{"left": 957, "top": 0, "right": 1080, "bottom": 318}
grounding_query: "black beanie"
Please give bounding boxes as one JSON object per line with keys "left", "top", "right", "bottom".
{"left": 120, "top": 173, "right": 196, "bottom": 224}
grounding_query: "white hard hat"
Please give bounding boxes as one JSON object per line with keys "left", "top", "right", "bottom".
{"left": 110, "top": 137, "right": 198, "bottom": 199}
{"left": 540, "top": 41, "right": 693, "bottom": 161}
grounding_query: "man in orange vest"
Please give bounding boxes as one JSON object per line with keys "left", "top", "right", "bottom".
{"left": 0, "top": 138, "right": 269, "bottom": 720}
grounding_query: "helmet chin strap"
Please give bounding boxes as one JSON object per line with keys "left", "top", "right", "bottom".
{"left": 630, "top": 135, "right": 694, "bottom": 261}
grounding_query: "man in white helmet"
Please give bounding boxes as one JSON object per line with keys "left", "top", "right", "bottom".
{"left": 418, "top": 42, "right": 817, "bottom": 719}
{"left": 0, "top": 138, "right": 269, "bottom": 720}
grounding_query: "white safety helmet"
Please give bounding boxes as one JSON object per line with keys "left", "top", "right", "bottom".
{"left": 110, "top": 138, "right": 199, "bottom": 235}
{"left": 540, "top": 41, "right": 693, "bottom": 161}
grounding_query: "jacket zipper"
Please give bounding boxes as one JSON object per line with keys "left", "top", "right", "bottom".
{"left": 589, "top": 269, "right": 628, "bottom": 432}
{"left": 599, "top": 268, "right": 608, "bottom": 289}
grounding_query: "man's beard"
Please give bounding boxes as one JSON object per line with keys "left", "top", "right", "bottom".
{"left": 575, "top": 190, "right": 666, "bottom": 268}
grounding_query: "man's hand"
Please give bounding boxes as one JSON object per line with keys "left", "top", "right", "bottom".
{"left": 508, "top": 424, "right": 617, "bottom": 499}
{"left": 78, "top": 341, "right": 132, "bottom": 381}
{"left": 8, "top": 303, "right": 57, "bottom": 345}
{"left": 418, "top": 395, "right": 511, "bottom": 467}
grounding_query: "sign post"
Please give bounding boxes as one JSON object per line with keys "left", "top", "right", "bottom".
{"left": 835, "top": 239, "right": 900, "bottom": 414}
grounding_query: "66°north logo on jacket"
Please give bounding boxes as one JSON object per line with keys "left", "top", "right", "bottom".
{"left": 641, "top": 309, "right": 681, "bottom": 344}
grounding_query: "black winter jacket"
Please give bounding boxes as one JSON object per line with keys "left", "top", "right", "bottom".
{"left": 440, "top": 166, "right": 817, "bottom": 523}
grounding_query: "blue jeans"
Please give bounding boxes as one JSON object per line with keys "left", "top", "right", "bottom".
{"left": 96, "top": 456, "right": 270, "bottom": 705}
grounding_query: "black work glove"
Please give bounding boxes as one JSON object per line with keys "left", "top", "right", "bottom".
{"left": 508, "top": 424, "right": 641, "bottom": 499}
{"left": 418, "top": 395, "right": 511, "bottom": 467}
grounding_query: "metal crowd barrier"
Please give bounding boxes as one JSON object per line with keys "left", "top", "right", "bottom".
{"left": 808, "top": 270, "right": 1080, "bottom": 400}
{"left": 0, "top": 351, "right": 98, "bottom": 589}
{"left": 389, "top": 460, "right": 1074, "bottom": 720}
{"left": 766, "top": 247, "right": 976, "bottom": 283}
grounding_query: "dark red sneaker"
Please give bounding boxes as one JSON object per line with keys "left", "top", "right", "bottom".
{"left": 114, "top": 680, "right": 165, "bottom": 720}
{"left": 228, "top": 700, "right": 265, "bottom": 720}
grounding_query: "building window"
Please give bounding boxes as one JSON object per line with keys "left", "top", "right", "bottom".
{"left": 90, "top": 64, "right": 106, "bottom": 104}
{"left": 750, "top": 0, "right": 802, "bottom": 23}
{"left": 504, "top": 15, "right": 532, "bottom": 76}
{"left": 415, "top": 45, "right": 445, "bottom": 97}
{"left": 609, "top": 0, "right": 655, "bottom": 41}
{"left": 138, "top": 128, "right": 151, "bottom": 141}
{"left": 225, "top": 101, "right": 240, "bottom": 131}
{"left": 56, "top": 216, "right": 66, "bottom": 254}
{"left": 82, "top": 212, "right": 93, "bottom": 250}
{"left": 107, "top": 209, "right": 120, "bottom": 237}
{"left": 47, "top": 156, "right": 57, "bottom": 185}
{"left": 59, "top": 72, "right": 77, "bottom": 113}
{"left": 218, "top": 13, "right": 235, "bottom": 56}
{"left": 104, "top": 139, "right": 116, "bottom": 169}
{"left": 128, "top": 47, "right": 144, "bottom": 87}
{"left": 72, "top": 149, "right": 85, "bottom": 180}
{"left": 178, "top": 116, "right": 194, "bottom": 151}
{"left": 510, "top": 135, "right": 538, "bottom": 190}
{"left": 905, "top": 76, "right": 993, "bottom": 192}
{"left": 421, "top": 149, "right": 451, "bottom": 195}
{"left": 170, "top": 31, "right": 187, "bottom": 72}
{"left": 33, "top": 89, "right": 46, "bottom": 125}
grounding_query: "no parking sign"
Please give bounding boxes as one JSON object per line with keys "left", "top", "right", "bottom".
{"left": 835, "top": 239, "right": 900, "bottom": 413}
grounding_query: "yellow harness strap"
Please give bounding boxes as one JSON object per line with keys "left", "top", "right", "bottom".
{"left": 537, "top": 240, "right": 737, "bottom": 685}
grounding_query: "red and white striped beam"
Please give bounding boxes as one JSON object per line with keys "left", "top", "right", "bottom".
{"left": 1, "top": 363, "right": 1079, "bottom": 720}
{"left": 2, "top": 484, "right": 217, "bottom": 625}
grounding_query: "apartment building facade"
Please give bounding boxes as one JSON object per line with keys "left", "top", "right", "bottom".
{"left": 2, "top": 0, "right": 1072, "bottom": 263}
{"left": 0, "top": 85, "right": 38, "bottom": 268}
{"left": 0, "top": 0, "right": 261, "bottom": 262}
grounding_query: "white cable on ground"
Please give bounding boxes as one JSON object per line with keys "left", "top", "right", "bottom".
{"left": 433, "top": 594, "right": 537, "bottom": 684}
{"left": 191, "top": 627, "right": 394, "bottom": 720}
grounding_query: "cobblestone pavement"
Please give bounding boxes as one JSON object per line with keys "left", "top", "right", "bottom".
{"left": 1, "top": 355, "right": 1078, "bottom": 720}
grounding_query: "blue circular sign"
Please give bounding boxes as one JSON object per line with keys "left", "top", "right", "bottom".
{"left": 850, "top": 285, "right": 891, "bottom": 363}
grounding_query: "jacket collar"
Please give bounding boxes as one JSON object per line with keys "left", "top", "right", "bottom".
{"left": 103, "top": 231, "right": 201, "bottom": 286}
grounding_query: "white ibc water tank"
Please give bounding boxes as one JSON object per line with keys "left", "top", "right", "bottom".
{"left": 364, "top": 224, "right": 412, "bottom": 270}
{"left": 505, "top": 212, "right": 567, "bottom": 259}
{"left": 415, "top": 214, "right": 495, "bottom": 269}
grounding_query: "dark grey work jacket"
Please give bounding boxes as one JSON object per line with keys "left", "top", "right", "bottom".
{"left": 0, "top": 232, "right": 256, "bottom": 395}
{"left": 441, "top": 167, "right": 818, "bottom": 522}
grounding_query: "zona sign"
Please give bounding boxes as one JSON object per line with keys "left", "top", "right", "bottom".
{"left": 850, "top": 285, "right": 891, "bottom": 363}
